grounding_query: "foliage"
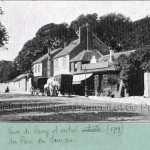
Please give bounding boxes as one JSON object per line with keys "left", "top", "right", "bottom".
{"left": 107, "top": 77, "right": 118, "bottom": 87}
{"left": 36, "top": 23, "right": 77, "bottom": 49}
{"left": 0, "top": 7, "right": 9, "bottom": 48}
{"left": 114, "top": 54, "right": 135, "bottom": 88}
{"left": 13, "top": 23, "right": 77, "bottom": 74}
{"left": 107, "top": 76, "right": 118, "bottom": 95}
{"left": 137, "top": 46, "right": 150, "bottom": 72}
{"left": 70, "top": 13, "right": 99, "bottom": 33}
{"left": 114, "top": 46, "right": 150, "bottom": 89}
{"left": 0, "top": 60, "right": 13, "bottom": 83}
{"left": 96, "top": 13, "right": 132, "bottom": 51}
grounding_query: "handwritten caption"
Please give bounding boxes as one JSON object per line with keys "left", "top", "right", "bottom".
{"left": 7, "top": 124, "right": 123, "bottom": 145}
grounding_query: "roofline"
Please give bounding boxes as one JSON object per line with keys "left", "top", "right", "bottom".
{"left": 53, "top": 39, "right": 80, "bottom": 59}
{"left": 92, "top": 33, "right": 109, "bottom": 49}
{"left": 10, "top": 74, "right": 27, "bottom": 82}
{"left": 32, "top": 48, "right": 63, "bottom": 64}
{"left": 101, "top": 49, "right": 136, "bottom": 57}
{"left": 70, "top": 49, "right": 103, "bottom": 62}
{"left": 72, "top": 68, "right": 118, "bottom": 75}
{"left": 32, "top": 60, "right": 46, "bottom": 65}
{"left": 53, "top": 54, "right": 69, "bottom": 59}
{"left": 98, "top": 49, "right": 136, "bottom": 62}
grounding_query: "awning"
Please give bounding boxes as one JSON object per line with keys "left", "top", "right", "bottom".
{"left": 73, "top": 73, "right": 93, "bottom": 84}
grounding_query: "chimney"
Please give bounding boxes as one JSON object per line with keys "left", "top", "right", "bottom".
{"left": 47, "top": 47, "right": 53, "bottom": 77}
{"left": 86, "top": 24, "right": 92, "bottom": 50}
{"left": 90, "top": 55, "right": 97, "bottom": 63}
{"left": 109, "top": 49, "right": 114, "bottom": 63}
{"left": 64, "top": 42, "right": 67, "bottom": 48}
{"left": 79, "top": 27, "right": 87, "bottom": 43}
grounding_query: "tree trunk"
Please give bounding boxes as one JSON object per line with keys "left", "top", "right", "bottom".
{"left": 117, "top": 80, "right": 123, "bottom": 98}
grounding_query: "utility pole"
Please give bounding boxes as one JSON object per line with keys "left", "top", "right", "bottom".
{"left": 84, "top": 67, "right": 88, "bottom": 97}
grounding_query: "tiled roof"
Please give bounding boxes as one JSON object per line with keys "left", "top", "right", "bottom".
{"left": 33, "top": 48, "right": 62, "bottom": 65}
{"left": 85, "top": 65, "right": 116, "bottom": 73}
{"left": 99, "top": 50, "right": 136, "bottom": 63}
{"left": 53, "top": 39, "right": 80, "bottom": 59}
{"left": 70, "top": 49, "right": 103, "bottom": 62}
{"left": 53, "top": 33, "right": 109, "bottom": 59}
{"left": 76, "top": 50, "right": 136, "bottom": 73}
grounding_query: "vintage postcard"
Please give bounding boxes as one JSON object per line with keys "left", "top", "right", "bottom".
{"left": 0, "top": 1, "right": 150, "bottom": 150}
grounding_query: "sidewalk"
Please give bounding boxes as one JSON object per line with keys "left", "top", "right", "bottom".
{"left": 88, "top": 96, "right": 150, "bottom": 105}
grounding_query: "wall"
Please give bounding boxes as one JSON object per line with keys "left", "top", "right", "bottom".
{"left": 54, "top": 55, "right": 70, "bottom": 76}
{"left": 6, "top": 77, "right": 32, "bottom": 94}
{"left": 144, "top": 72, "right": 150, "bottom": 97}
{"left": 0, "top": 83, "right": 9, "bottom": 93}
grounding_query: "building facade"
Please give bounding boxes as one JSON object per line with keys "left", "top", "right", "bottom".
{"left": 32, "top": 48, "right": 63, "bottom": 78}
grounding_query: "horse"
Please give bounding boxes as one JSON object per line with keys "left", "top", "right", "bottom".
{"left": 44, "top": 77, "right": 60, "bottom": 96}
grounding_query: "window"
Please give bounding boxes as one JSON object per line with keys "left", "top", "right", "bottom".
{"left": 74, "top": 62, "right": 77, "bottom": 72}
{"left": 63, "top": 56, "right": 67, "bottom": 68}
{"left": 55, "top": 59, "right": 58, "bottom": 69}
{"left": 35, "top": 65, "right": 37, "bottom": 73}
{"left": 38, "top": 65, "right": 40, "bottom": 73}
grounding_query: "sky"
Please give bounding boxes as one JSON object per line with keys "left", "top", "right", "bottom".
{"left": 0, "top": 1, "right": 150, "bottom": 61}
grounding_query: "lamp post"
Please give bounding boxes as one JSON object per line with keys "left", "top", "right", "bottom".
{"left": 84, "top": 67, "right": 88, "bottom": 97}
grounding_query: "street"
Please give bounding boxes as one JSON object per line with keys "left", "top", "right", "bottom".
{"left": 0, "top": 93, "right": 150, "bottom": 122}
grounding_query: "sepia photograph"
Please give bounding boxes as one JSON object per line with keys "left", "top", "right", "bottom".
{"left": 0, "top": 1, "right": 150, "bottom": 122}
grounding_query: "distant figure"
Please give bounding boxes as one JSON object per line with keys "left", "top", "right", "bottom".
{"left": 5, "top": 86, "right": 9, "bottom": 93}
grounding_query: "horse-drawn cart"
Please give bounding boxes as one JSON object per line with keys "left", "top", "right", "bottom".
{"left": 44, "top": 74, "right": 73, "bottom": 96}
{"left": 55, "top": 74, "right": 73, "bottom": 95}
{"left": 30, "top": 74, "right": 73, "bottom": 96}
{"left": 30, "top": 76, "right": 48, "bottom": 95}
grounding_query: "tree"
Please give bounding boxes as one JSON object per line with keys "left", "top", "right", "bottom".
{"left": 0, "top": 7, "right": 9, "bottom": 48}
{"left": 0, "top": 60, "right": 13, "bottom": 83}
{"left": 70, "top": 13, "right": 99, "bottom": 34}
{"left": 114, "top": 54, "right": 133, "bottom": 89}
{"left": 107, "top": 77, "right": 118, "bottom": 95}
{"left": 14, "top": 23, "right": 77, "bottom": 74}
{"left": 97, "top": 13, "right": 132, "bottom": 51}
{"left": 136, "top": 45, "right": 150, "bottom": 72}
{"left": 122, "top": 16, "right": 150, "bottom": 50}
{"left": 36, "top": 23, "right": 77, "bottom": 49}
{"left": 114, "top": 47, "right": 148, "bottom": 96}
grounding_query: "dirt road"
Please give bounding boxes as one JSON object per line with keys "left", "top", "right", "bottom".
{"left": 0, "top": 93, "right": 150, "bottom": 122}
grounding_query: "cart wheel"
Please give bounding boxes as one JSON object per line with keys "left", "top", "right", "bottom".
{"left": 30, "top": 87, "right": 34, "bottom": 96}
{"left": 42, "top": 91, "right": 45, "bottom": 96}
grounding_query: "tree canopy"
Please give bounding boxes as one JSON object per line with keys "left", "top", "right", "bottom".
{"left": 13, "top": 23, "right": 77, "bottom": 74}
{"left": 0, "top": 7, "right": 9, "bottom": 48}
{"left": 70, "top": 13, "right": 99, "bottom": 33}
{"left": 97, "top": 13, "right": 132, "bottom": 51}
